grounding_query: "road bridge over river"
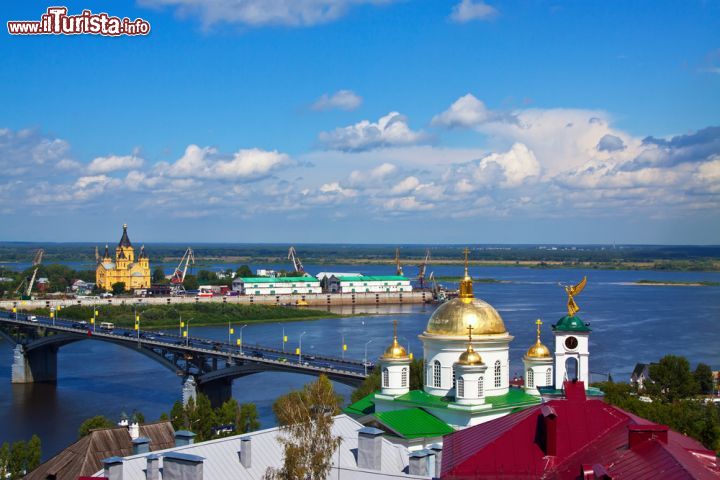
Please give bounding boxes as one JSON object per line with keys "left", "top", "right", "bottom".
{"left": 0, "top": 310, "right": 371, "bottom": 406}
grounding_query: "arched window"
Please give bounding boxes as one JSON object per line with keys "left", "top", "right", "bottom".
{"left": 494, "top": 360, "right": 502, "bottom": 387}
{"left": 433, "top": 360, "right": 441, "bottom": 388}
{"left": 527, "top": 368, "right": 534, "bottom": 388}
{"left": 478, "top": 376, "right": 484, "bottom": 397}
{"left": 546, "top": 368, "right": 552, "bottom": 386}
{"left": 457, "top": 377, "right": 465, "bottom": 398}
{"left": 401, "top": 367, "right": 408, "bottom": 388}
{"left": 382, "top": 368, "right": 389, "bottom": 387}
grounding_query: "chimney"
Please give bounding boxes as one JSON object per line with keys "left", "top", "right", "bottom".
{"left": 409, "top": 449, "right": 431, "bottom": 476}
{"left": 132, "top": 437, "right": 150, "bottom": 455}
{"left": 163, "top": 452, "right": 204, "bottom": 480}
{"left": 175, "top": 430, "right": 196, "bottom": 447}
{"left": 146, "top": 454, "right": 160, "bottom": 480}
{"left": 129, "top": 422, "right": 140, "bottom": 440}
{"left": 239, "top": 436, "right": 252, "bottom": 468}
{"left": 103, "top": 456, "right": 124, "bottom": 480}
{"left": 541, "top": 404, "right": 558, "bottom": 456}
{"left": 357, "top": 427, "right": 383, "bottom": 471}
{"left": 628, "top": 424, "right": 668, "bottom": 449}
{"left": 430, "top": 443, "right": 443, "bottom": 478}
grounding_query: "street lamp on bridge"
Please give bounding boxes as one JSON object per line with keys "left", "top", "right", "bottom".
{"left": 239, "top": 324, "right": 248, "bottom": 354}
{"left": 298, "top": 331, "right": 307, "bottom": 363}
{"left": 364, "top": 339, "right": 373, "bottom": 376}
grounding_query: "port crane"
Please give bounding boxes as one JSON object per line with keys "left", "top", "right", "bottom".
{"left": 395, "top": 248, "right": 403, "bottom": 276}
{"left": 417, "top": 249, "right": 430, "bottom": 289}
{"left": 170, "top": 247, "right": 195, "bottom": 294}
{"left": 288, "top": 246, "right": 305, "bottom": 274}
{"left": 15, "top": 249, "right": 44, "bottom": 300}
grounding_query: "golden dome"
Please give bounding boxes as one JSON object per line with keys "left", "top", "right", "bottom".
{"left": 382, "top": 320, "right": 409, "bottom": 360}
{"left": 457, "top": 344, "right": 483, "bottom": 365}
{"left": 526, "top": 319, "right": 551, "bottom": 358}
{"left": 426, "top": 297, "right": 506, "bottom": 336}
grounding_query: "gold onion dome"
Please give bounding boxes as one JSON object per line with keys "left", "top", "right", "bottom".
{"left": 425, "top": 248, "right": 506, "bottom": 337}
{"left": 526, "top": 319, "right": 551, "bottom": 358}
{"left": 457, "top": 325, "right": 483, "bottom": 365}
{"left": 382, "top": 321, "right": 409, "bottom": 360}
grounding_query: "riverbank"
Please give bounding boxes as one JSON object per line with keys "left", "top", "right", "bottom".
{"left": 634, "top": 280, "right": 720, "bottom": 287}
{"left": 23, "top": 303, "right": 343, "bottom": 330}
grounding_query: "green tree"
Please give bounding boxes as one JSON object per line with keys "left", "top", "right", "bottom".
{"left": 131, "top": 410, "right": 145, "bottom": 424}
{"left": 78, "top": 415, "right": 115, "bottom": 437}
{"left": 186, "top": 394, "right": 216, "bottom": 441}
{"left": 265, "top": 375, "right": 342, "bottom": 480}
{"left": 111, "top": 282, "right": 126, "bottom": 295}
{"left": 0, "top": 442, "right": 9, "bottom": 478}
{"left": 169, "top": 400, "right": 186, "bottom": 430}
{"left": 647, "top": 355, "right": 698, "bottom": 402}
{"left": 9, "top": 441, "right": 26, "bottom": 479}
{"left": 239, "top": 403, "right": 260, "bottom": 433}
{"left": 694, "top": 363, "right": 714, "bottom": 395}
{"left": 26, "top": 435, "right": 41, "bottom": 473}
{"left": 183, "top": 275, "right": 199, "bottom": 291}
{"left": 236, "top": 265, "right": 253, "bottom": 278}
{"left": 152, "top": 267, "right": 166, "bottom": 283}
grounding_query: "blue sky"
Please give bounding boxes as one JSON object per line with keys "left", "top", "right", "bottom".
{"left": 1, "top": 0, "right": 718, "bottom": 244}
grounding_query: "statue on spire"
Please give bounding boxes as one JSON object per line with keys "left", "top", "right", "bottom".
{"left": 561, "top": 276, "right": 587, "bottom": 316}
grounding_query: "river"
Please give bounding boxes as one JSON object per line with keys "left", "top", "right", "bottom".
{"left": 0, "top": 265, "right": 719, "bottom": 459}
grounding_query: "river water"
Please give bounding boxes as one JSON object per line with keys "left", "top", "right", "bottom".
{"left": 1, "top": 265, "right": 719, "bottom": 459}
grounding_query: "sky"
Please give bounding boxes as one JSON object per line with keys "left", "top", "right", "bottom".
{"left": 0, "top": 0, "right": 719, "bottom": 244}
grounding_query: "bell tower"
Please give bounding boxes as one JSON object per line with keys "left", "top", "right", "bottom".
{"left": 553, "top": 277, "right": 591, "bottom": 388}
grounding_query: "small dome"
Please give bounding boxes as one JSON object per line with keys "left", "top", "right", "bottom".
{"left": 526, "top": 340, "right": 551, "bottom": 358}
{"left": 382, "top": 338, "right": 409, "bottom": 360}
{"left": 553, "top": 315, "right": 591, "bottom": 332}
{"left": 457, "top": 345, "right": 483, "bottom": 365}
{"left": 425, "top": 297, "right": 506, "bottom": 337}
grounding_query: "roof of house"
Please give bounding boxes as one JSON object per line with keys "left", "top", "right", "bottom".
{"left": 373, "top": 408, "right": 455, "bottom": 439}
{"left": 440, "top": 381, "right": 720, "bottom": 480}
{"left": 90, "top": 415, "right": 429, "bottom": 480}
{"left": 335, "top": 276, "right": 410, "bottom": 282}
{"left": 26, "top": 422, "right": 175, "bottom": 480}
{"left": 234, "top": 276, "right": 319, "bottom": 284}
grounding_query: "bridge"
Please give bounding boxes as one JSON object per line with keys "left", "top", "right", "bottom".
{"left": 0, "top": 310, "right": 372, "bottom": 406}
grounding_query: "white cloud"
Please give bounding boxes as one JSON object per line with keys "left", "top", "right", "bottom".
{"left": 391, "top": 176, "right": 420, "bottom": 194}
{"left": 319, "top": 111, "right": 427, "bottom": 151}
{"left": 449, "top": 0, "right": 498, "bottom": 23}
{"left": 432, "top": 94, "right": 498, "bottom": 128}
{"left": 311, "top": 90, "right": 362, "bottom": 111}
{"left": 0, "top": 128, "right": 73, "bottom": 176}
{"left": 454, "top": 143, "right": 540, "bottom": 188}
{"left": 138, "top": 0, "right": 396, "bottom": 28}
{"left": 384, "top": 196, "right": 434, "bottom": 211}
{"left": 161, "top": 144, "right": 291, "bottom": 180}
{"left": 88, "top": 155, "right": 144, "bottom": 174}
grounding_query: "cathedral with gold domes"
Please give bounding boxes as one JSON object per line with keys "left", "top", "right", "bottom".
{"left": 96, "top": 224, "right": 151, "bottom": 292}
{"left": 346, "top": 250, "right": 597, "bottom": 447}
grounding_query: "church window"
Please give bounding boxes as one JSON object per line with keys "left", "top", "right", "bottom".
{"left": 457, "top": 377, "right": 465, "bottom": 397}
{"left": 382, "top": 368, "right": 389, "bottom": 387}
{"left": 401, "top": 367, "right": 408, "bottom": 387}
{"left": 494, "top": 360, "right": 501, "bottom": 387}
{"left": 478, "top": 376, "right": 484, "bottom": 396}
{"left": 433, "top": 360, "right": 441, "bottom": 388}
{"left": 527, "top": 368, "right": 534, "bottom": 388}
{"left": 546, "top": 368, "right": 552, "bottom": 386}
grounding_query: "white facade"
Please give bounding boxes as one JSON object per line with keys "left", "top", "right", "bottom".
{"left": 554, "top": 331, "right": 590, "bottom": 387}
{"left": 453, "top": 362, "right": 488, "bottom": 406}
{"left": 420, "top": 334, "right": 512, "bottom": 398}
{"left": 329, "top": 276, "right": 413, "bottom": 294}
{"left": 231, "top": 277, "right": 321, "bottom": 295}
{"left": 522, "top": 356, "right": 554, "bottom": 395}
{"left": 380, "top": 357, "right": 411, "bottom": 397}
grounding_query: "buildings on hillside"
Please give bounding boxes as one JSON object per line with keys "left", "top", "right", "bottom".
{"left": 95, "top": 224, "right": 151, "bottom": 292}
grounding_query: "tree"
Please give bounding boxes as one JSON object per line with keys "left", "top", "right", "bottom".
{"left": 79, "top": 415, "right": 115, "bottom": 437}
{"left": 26, "top": 435, "right": 41, "bottom": 473}
{"left": 169, "top": 400, "right": 186, "bottom": 430}
{"left": 694, "top": 363, "right": 714, "bottom": 395}
{"left": 265, "top": 375, "right": 342, "bottom": 480}
{"left": 239, "top": 403, "right": 260, "bottom": 433}
{"left": 186, "top": 394, "right": 216, "bottom": 441}
{"left": 9, "top": 441, "right": 26, "bottom": 479}
{"left": 647, "top": 355, "right": 698, "bottom": 402}
{"left": 111, "top": 282, "right": 126, "bottom": 295}
{"left": 183, "top": 274, "right": 199, "bottom": 291}
{"left": 0, "top": 442, "right": 9, "bottom": 478}
{"left": 236, "top": 265, "right": 253, "bottom": 278}
{"left": 131, "top": 410, "right": 145, "bottom": 424}
{"left": 152, "top": 267, "right": 166, "bottom": 283}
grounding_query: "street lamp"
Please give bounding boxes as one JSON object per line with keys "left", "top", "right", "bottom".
{"left": 185, "top": 318, "right": 192, "bottom": 347}
{"left": 298, "top": 331, "right": 307, "bottom": 363}
{"left": 341, "top": 333, "right": 346, "bottom": 360}
{"left": 364, "top": 339, "right": 373, "bottom": 375}
{"left": 239, "top": 324, "right": 248, "bottom": 354}
{"left": 135, "top": 311, "right": 141, "bottom": 346}
{"left": 50, "top": 307, "right": 55, "bottom": 326}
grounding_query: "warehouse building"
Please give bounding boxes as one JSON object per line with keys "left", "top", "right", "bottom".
{"left": 231, "top": 277, "right": 321, "bottom": 295}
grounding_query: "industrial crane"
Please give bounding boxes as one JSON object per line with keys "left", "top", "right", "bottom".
{"left": 288, "top": 246, "right": 305, "bottom": 274}
{"left": 395, "top": 248, "right": 403, "bottom": 276}
{"left": 417, "top": 249, "right": 430, "bottom": 289}
{"left": 15, "top": 249, "right": 44, "bottom": 300}
{"left": 170, "top": 247, "right": 195, "bottom": 294}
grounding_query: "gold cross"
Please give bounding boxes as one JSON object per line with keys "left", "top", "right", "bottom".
{"left": 463, "top": 247, "right": 470, "bottom": 274}
{"left": 466, "top": 324, "right": 474, "bottom": 343}
{"left": 536, "top": 319, "right": 542, "bottom": 339}
{"left": 393, "top": 319, "right": 398, "bottom": 339}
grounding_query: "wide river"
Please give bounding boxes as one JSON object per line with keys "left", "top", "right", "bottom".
{"left": 1, "top": 264, "right": 719, "bottom": 459}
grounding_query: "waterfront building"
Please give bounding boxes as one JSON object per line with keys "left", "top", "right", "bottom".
{"left": 231, "top": 276, "right": 322, "bottom": 295}
{"left": 90, "top": 415, "right": 433, "bottom": 479}
{"left": 96, "top": 224, "right": 151, "bottom": 292}
{"left": 346, "top": 251, "right": 598, "bottom": 447}
{"left": 327, "top": 275, "right": 413, "bottom": 294}
{"left": 440, "top": 381, "right": 720, "bottom": 479}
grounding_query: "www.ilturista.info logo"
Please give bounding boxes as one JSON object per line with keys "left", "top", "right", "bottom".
{"left": 7, "top": 7, "right": 151, "bottom": 36}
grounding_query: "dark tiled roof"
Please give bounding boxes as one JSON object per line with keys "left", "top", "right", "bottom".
{"left": 119, "top": 224, "right": 132, "bottom": 247}
{"left": 26, "top": 422, "right": 174, "bottom": 480}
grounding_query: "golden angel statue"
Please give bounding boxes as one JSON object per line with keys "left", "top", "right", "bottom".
{"left": 561, "top": 276, "right": 587, "bottom": 316}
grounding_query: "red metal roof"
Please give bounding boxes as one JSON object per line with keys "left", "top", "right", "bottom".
{"left": 441, "top": 382, "right": 719, "bottom": 480}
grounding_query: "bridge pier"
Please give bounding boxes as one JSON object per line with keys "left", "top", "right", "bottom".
{"left": 11, "top": 344, "right": 58, "bottom": 384}
{"left": 198, "top": 378, "right": 233, "bottom": 408}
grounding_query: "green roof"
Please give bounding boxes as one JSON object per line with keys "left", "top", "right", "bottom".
{"left": 373, "top": 408, "right": 454, "bottom": 439}
{"left": 538, "top": 386, "right": 605, "bottom": 397}
{"left": 484, "top": 388, "right": 542, "bottom": 408}
{"left": 553, "top": 315, "right": 591, "bottom": 332}
{"left": 236, "top": 277, "right": 319, "bottom": 284}
{"left": 335, "top": 275, "right": 409, "bottom": 282}
{"left": 345, "top": 393, "right": 377, "bottom": 416}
